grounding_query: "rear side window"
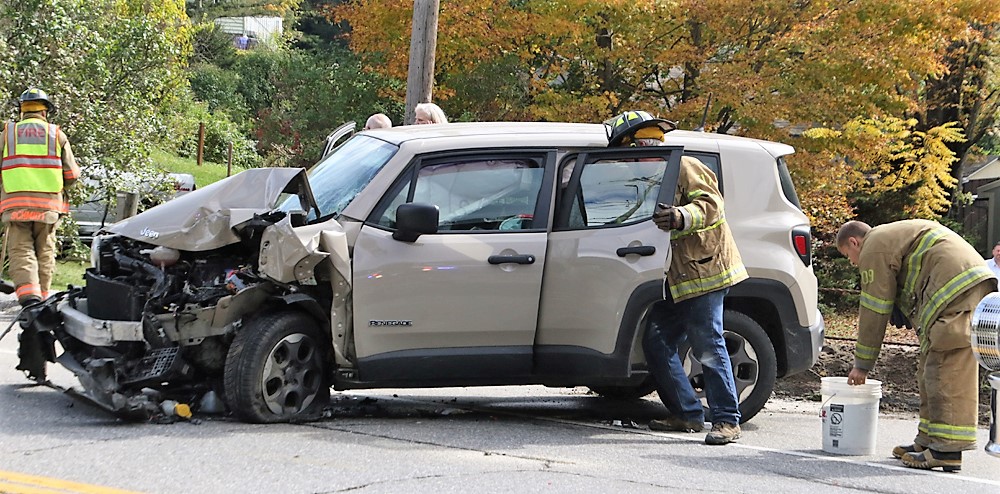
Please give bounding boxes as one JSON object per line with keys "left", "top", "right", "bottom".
{"left": 684, "top": 152, "right": 722, "bottom": 193}
{"left": 776, "top": 156, "right": 802, "bottom": 209}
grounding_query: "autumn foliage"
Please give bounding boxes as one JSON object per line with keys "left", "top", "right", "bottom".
{"left": 329, "top": 0, "right": 1000, "bottom": 241}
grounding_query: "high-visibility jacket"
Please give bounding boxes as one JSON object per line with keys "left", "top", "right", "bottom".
{"left": 0, "top": 115, "right": 79, "bottom": 216}
{"left": 664, "top": 156, "right": 748, "bottom": 302}
{"left": 854, "top": 219, "right": 996, "bottom": 369}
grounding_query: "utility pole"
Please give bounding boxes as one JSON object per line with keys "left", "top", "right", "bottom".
{"left": 404, "top": 0, "right": 440, "bottom": 124}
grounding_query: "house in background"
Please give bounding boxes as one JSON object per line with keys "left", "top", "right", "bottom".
{"left": 961, "top": 155, "right": 1000, "bottom": 255}
{"left": 214, "top": 16, "right": 283, "bottom": 48}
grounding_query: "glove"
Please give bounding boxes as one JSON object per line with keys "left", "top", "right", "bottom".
{"left": 652, "top": 203, "right": 684, "bottom": 231}
{"left": 889, "top": 305, "right": 912, "bottom": 329}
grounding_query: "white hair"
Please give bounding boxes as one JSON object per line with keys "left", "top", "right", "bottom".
{"left": 414, "top": 102, "right": 448, "bottom": 124}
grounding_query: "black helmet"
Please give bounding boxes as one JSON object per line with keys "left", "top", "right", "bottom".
{"left": 607, "top": 110, "right": 675, "bottom": 146}
{"left": 19, "top": 88, "right": 54, "bottom": 113}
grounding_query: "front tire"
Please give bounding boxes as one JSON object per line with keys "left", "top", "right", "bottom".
{"left": 224, "top": 311, "right": 331, "bottom": 423}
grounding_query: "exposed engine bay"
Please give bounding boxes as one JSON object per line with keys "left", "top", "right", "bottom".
{"left": 11, "top": 168, "right": 346, "bottom": 421}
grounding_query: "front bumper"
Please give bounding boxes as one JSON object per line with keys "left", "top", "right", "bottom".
{"left": 59, "top": 300, "right": 143, "bottom": 346}
{"left": 989, "top": 372, "right": 999, "bottom": 458}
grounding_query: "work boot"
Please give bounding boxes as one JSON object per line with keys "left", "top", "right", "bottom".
{"left": 648, "top": 415, "right": 704, "bottom": 432}
{"left": 900, "top": 449, "right": 962, "bottom": 472}
{"left": 705, "top": 422, "right": 741, "bottom": 445}
{"left": 892, "top": 443, "right": 924, "bottom": 459}
{"left": 18, "top": 296, "right": 41, "bottom": 308}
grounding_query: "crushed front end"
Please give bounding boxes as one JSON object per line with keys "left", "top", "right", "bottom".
{"left": 11, "top": 167, "right": 343, "bottom": 420}
{"left": 21, "top": 233, "right": 279, "bottom": 419}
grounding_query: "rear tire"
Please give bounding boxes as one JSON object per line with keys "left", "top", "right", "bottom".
{"left": 224, "top": 311, "right": 331, "bottom": 423}
{"left": 683, "top": 310, "right": 776, "bottom": 423}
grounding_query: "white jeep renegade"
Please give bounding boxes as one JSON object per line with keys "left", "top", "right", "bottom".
{"left": 18, "top": 122, "right": 824, "bottom": 423}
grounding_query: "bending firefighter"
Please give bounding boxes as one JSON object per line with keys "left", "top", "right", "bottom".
{"left": 0, "top": 88, "right": 80, "bottom": 307}
{"left": 837, "top": 219, "right": 996, "bottom": 472}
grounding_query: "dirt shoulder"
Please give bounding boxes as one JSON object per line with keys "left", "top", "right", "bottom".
{"left": 773, "top": 340, "right": 993, "bottom": 426}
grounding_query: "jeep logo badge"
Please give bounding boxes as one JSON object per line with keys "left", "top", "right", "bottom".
{"left": 139, "top": 227, "right": 160, "bottom": 239}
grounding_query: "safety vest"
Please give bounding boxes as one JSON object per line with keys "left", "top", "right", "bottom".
{"left": 2, "top": 118, "right": 64, "bottom": 194}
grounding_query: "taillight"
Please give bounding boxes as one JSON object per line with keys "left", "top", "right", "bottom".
{"left": 792, "top": 227, "right": 811, "bottom": 266}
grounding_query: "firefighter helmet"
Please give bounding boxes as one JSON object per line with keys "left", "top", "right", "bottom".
{"left": 19, "top": 88, "right": 54, "bottom": 113}
{"left": 607, "top": 110, "right": 675, "bottom": 146}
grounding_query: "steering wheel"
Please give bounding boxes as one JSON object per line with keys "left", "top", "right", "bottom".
{"left": 499, "top": 214, "right": 533, "bottom": 231}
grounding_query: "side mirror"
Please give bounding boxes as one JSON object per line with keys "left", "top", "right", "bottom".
{"left": 393, "top": 203, "right": 439, "bottom": 242}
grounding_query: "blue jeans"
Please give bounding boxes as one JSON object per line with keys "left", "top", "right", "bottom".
{"left": 642, "top": 287, "right": 741, "bottom": 425}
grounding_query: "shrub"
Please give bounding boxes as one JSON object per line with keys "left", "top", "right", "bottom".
{"left": 160, "top": 89, "right": 260, "bottom": 169}
{"left": 189, "top": 63, "right": 248, "bottom": 117}
{"left": 252, "top": 46, "right": 403, "bottom": 167}
{"left": 191, "top": 21, "right": 238, "bottom": 69}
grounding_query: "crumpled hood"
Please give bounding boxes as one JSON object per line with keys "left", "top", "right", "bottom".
{"left": 108, "top": 168, "right": 317, "bottom": 251}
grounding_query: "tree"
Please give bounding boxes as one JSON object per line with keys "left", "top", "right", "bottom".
{"left": 330, "top": 0, "right": 999, "bottom": 228}
{"left": 0, "top": 0, "right": 192, "bottom": 180}
{"left": 804, "top": 118, "right": 965, "bottom": 223}
{"left": 329, "top": 1, "right": 993, "bottom": 126}
{"left": 919, "top": 22, "right": 1000, "bottom": 213}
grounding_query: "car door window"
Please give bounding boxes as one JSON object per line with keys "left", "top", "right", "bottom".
{"left": 555, "top": 147, "right": 682, "bottom": 231}
{"left": 561, "top": 158, "right": 666, "bottom": 228}
{"left": 376, "top": 157, "right": 545, "bottom": 231}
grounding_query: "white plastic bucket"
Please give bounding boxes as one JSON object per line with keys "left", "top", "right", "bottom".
{"left": 820, "top": 376, "right": 882, "bottom": 455}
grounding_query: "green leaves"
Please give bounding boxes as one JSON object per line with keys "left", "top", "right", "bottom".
{"left": 0, "top": 0, "right": 191, "bottom": 180}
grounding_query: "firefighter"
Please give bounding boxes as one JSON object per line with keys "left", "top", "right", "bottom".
{"left": 0, "top": 88, "right": 80, "bottom": 307}
{"left": 608, "top": 111, "right": 748, "bottom": 445}
{"left": 836, "top": 219, "right": 996, "bottom": 471}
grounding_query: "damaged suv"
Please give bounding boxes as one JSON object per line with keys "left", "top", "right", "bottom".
{"left": 16, "top": 122, "right": 823, "bottom": 423}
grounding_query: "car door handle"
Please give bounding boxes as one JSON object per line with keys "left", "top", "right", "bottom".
{"left": 616, "top": 246, "right": 656, "bottom": 257}
{"left": 488, "top": 254, "right": 536, "bottom": 265}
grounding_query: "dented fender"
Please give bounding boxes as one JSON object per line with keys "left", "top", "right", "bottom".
{"left": 258, "top": 216, "right": 354, "bottom": 367}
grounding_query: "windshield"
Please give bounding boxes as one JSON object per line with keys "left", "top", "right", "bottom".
{"left": 281, "top": 135, "right": 398, "bottom": 217}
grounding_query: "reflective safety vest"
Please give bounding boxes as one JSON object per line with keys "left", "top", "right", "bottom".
{"left": 2, "top": 118, "right": 64, "bottom": 194}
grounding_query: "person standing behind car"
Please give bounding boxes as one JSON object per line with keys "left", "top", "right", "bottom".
{"left": 837, "top": 219, "right": 996, "bottom": 471}
{"left": 0, "top": 88, "right": 80, "bottom": 307}
{"left": 413, "top": 102, "right": 448, "bottom": 124}
{"left": 364, "top": 113, "right": 393, "bottom": 130}
{"left": 607, "top": 110, "right": 748, "bottom": 445}
{"left": 986, "top": 240, "right": 1000, "bottom": 278}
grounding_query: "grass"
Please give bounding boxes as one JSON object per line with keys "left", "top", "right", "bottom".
{"left": 52, "top": 259, "right": 89, "bottom": 291}
{"left": 149, "top": 148, "right": 242, "bottom": 188}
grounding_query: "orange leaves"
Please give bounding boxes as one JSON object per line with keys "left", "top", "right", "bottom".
{"left": 329, "top": 0, "right": 532, "bottom": 94}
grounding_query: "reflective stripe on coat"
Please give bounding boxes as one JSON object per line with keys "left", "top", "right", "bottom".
{"left": 664, "top": 156, "right": 747, "bottom": 302}
{"left": 854, "top": 219, "right": 997, "bottom": 369}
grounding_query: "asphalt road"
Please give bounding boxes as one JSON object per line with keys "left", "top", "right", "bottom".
{"left": 0, "top": 298, "right": 998, "bottom": 493}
